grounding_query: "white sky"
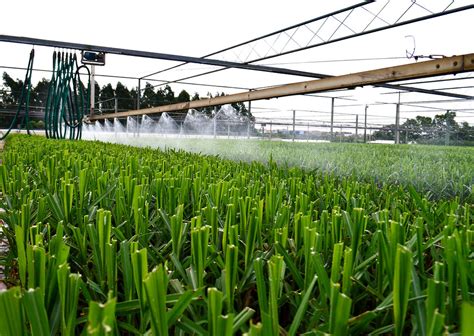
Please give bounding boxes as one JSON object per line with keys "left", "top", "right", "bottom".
{"left": 1, "top": 0, "right": 473, "bottom": 130}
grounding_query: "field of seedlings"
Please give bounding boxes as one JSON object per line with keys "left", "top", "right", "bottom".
{"left": 0, "top": 135, "right": 473, "bottom": 335}
{"left": 101, "top": 136, "right": 474, "bottom": 201}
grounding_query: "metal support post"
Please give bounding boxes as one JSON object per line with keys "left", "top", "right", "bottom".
{"left": 137, "top": 79, "right": 141, "bottom": 110}
{"left": 364, "top": 104, "right": 368, "bottom": 143}
{"left": 213, "top": 107, "right": 217, "bottom": 138}
{"left": 445, "top": 110, "right": 450, "bottom": 146}
{"left": 248, "top": 90, "right": 252, "bottom": 115}
{"left": 292, "top": 110, "right": 296, "bottom": 142}
{"left": 355, "top": 114, "right": 359, "bottom": 142}
{"left": 90, "top": 65, "right": 95, "bottom": 117}
{"left": 395, "top": 103, "right": 400, "bottom": 144}
{"left": 330, "top": 98, "right": 334, "bottom": 141}
{"left": 114, "top": 97, "right": 118, "bottom": 113}
{"left": 307, "top": 122, "right": 310, "bottom": 142}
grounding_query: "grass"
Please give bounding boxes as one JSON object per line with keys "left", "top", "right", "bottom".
{"left": 0, "top": 134, "right": 472, "bottom": 335}
{"left": 94, "top": 135, "right": 474, "bottom": 201}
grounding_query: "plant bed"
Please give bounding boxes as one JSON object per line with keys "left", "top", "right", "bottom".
{"left": 0, "top": 134, "right": 472, "bottom": 335}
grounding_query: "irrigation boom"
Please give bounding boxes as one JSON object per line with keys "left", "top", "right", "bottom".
{"left": 88, "top": 53, "right": 474, "bottom": 121}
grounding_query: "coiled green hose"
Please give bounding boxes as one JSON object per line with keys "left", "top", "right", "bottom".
{"left": 44, "top": 51, "right": 90, "bottom": 140}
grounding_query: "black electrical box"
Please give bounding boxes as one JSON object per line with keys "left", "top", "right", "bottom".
{"left": 81, "top": 51, "right": 106, "bottom": 66}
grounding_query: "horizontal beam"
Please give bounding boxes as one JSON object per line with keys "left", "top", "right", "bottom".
{"left": 89, "top": 53, "right": 474, "bottom": 121}
{"left": 1, "top": 36, "right": 467, "bottom": 100}
{"left": 0, "top": 34, "right": 327, "bottom": 79}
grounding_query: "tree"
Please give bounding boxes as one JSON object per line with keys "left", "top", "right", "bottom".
{"left": 100, "top": 83, "right": 115, "bottom": 102}
{"left": 115, "top": 82, "right": 134, "bottom": 111}
{"left": 140, "top": 82, "right": 156, "bottom": 109}
{"left": 98, "top": 83, "right": 115, "bottom": 113}
{"left": 163, "top": 85, "right": 175, "bottom": 105}
{"left": 31, "top": 78, "right": 50, "bottom": 109}
{"left": 373, "top": 111, "right": 474, "bottom": 145}
{"left": 458, "top": 122, "right": 474, "bottom": 142}
{"left": 176, "top": 90, "right": 190, "bottom": 103}
{"left": 2, "top": 72, "right": 23, "bottom": 108}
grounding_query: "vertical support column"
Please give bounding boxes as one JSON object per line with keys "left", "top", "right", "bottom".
{"left": 355, "top": 114, "right": 359, "bottom": 142}
{"left": 248, "top": 90, "right": 252, "bottom": 116}
{"left": 213, "top": 106, "right": 217, "bottom": 138}
{"left": 445, "top": 110, "right": 450, "bottom": 146}
{"left": 364, "top": 104, "right": 368, "bottom": 143}
{"left": 90, "top": 65, "right": 95, "bottom": 117}
{"left": 307, "top": 122, "right": 310, "bottom": 142}
{"left": 247, "top": 121, "right": 250, "bottom": 139}
{"left": 395, "top": 103, "right": 400, "bottom": 144}
{"left": 114, "top": 97, "right": 118, "bottom": 113}
{"left": 137, "top": 79, "right": 141, "bottom": 110}
{"left": 330, "top": 98, "right": 335, "bottom": 141}
{"left": 292, "top": 110, "right": 296, "bottom": 142}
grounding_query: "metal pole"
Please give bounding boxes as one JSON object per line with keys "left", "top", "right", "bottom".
{"left": 395, "top": 103, "right": 400, "bottom": 144}
{"left": 355, "top": 114, "right": 359, "bottom": 142}
{"left": 445, "top": 110, "right": 450, "bottom": 146}
{"left": 90, "top": 65, "right": 95, "bottom": 117}
{"left": 330, "top": 98, "right": 334, "bottom": 141}
{"left": 137, "top": 79, "right": 141, "bottom": 110}
{"left": 213, "top": 107, "right": 217, "bottom": 138}
{"left": 247, "top": 90, "right": 252, "bottom": 139}
{"left": 307, "top": 122, "right": 310, "bottom": 142}
{"left": 114, "top": 97, "right": 118, "bottom": 113}
{"left": 248, "top": 90, "right": 252, "bottom": 115}
{"left": 364, "top": 104, "right": 368, "bottom": 143}
{"left": 292, "top": 110, "right": 296, "bottom": 142}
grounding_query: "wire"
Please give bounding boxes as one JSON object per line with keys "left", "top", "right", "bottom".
{"left": 258, "top": 56, "right": 407, "bottom": 67}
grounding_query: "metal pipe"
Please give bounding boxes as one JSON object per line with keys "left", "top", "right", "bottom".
{"left": 137, "top": 5, "right": 474, "bottom": 99}
{"left": 137, "top": 79, "right": 141, "bottom": 110}
{"left": 89, "top": 53, "right": 474, "bottom": 121}
{"left": 395, "top": 103, "right": 400, "bottom": 144}
{"left": 139, "top": 1, "right": 374, "bottom": 79}
{"left": 292, "top": 110, "right": 296, "bottom": 142}
{"left": 139, "top": 3, "right": 473, "bottom": 81}
{"left": 0, "top": 34, "right": 328, "bottom": 79}
{"left": 330, "top": 98, "right": 335, "bottom": 141}
{"left": 364, "top": 105, "right": 368, "bottom": 143}
{"left": 90, "top": 65, "right": 95, "bottom": 117}
{"left": 355, "top": 114, "right": 359, "bottom": 142}
{"left": 247, "top": 4, "right": 474, "bottom": 64}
